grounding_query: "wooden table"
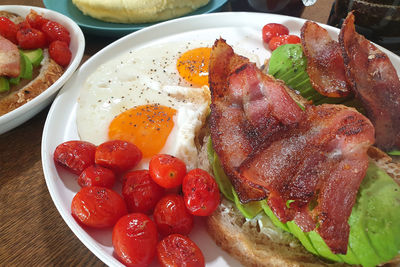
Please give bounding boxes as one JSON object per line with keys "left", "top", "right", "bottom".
{"left": 0, "top": 0, "right": 334, "bottom": 266}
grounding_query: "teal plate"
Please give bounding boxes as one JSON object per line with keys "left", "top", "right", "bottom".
{"left": 43, "top": 0, "right": 228, "bottom": 37}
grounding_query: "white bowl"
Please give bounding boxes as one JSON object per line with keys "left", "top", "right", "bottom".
{"left": 0, "top": 5, "right": 85, "bottom": 135}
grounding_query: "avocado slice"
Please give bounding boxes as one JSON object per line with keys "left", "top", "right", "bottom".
{"left": 268, "top": 44, "right": 307, "bottom": 78}
{"left": 8, "top": 76, "right": 20, "bottom": 85}
{"left": 0, "top": 77, "right": 10, "bottom": 92}
{"left": 207, "top": 138, "right": 235, "bottom": 201}
{"left": 287, "top": 222, "right": 320, "bottom": 256}
{"left": 21, "top": 48, "right": 43, "bottom": 67}
{"left": 260, "top": 200, "right": 290, "bottom": 232}
{"left": 231, "top": 188, "right": 263, "bottom": 219}
{"left": 355, "top": 163, "right": 400, "bottom": 264}
{"left": 19, "top": 52, "right": 33, "bottom": 80}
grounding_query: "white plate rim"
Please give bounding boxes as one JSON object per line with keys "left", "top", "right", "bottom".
{"left": 41, "top": 11, "right": 400, "bottom": 267}
{"left": 0, "top": 5, "right": 85, "bottom": 134}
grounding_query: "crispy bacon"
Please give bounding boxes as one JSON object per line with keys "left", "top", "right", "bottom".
{"left": 0, "top": 34, "right": 20, "bottom": 77}
{"left": 209, "top": 39, "right": 304, "bottom": 201}
{"left": 339, "top": 12, "right": 400, "bottom": 151}
{"left": 209, "top": 38, "right": 375, "bottom": 254}
{"left": 301, "top": 21, "right": 350, "bottom": 98}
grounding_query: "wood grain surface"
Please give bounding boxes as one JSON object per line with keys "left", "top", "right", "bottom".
{"left": 0, "top": 0, "right": 333, "bottom": 266}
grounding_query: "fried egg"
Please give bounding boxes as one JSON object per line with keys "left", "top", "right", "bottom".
{"left": 77, "top": 40, "right": 260, "bottom": 169}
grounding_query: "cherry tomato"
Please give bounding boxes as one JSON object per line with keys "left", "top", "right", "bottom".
{"left": 41, "top": 20, "right": 70, "bottom": 45}
{"left": 49, "top": 40, "right": 72, "bottom": 67}
{"left": 268, "top": 34, "right": 301, "bottom": 51}
{"left": 71, "top": 186, "right": 127, "bottom": 228}
{"left": 113, "top": 213, "right": 158, "bottom": 267}
{"left": 157, "top": 234, "right": 205, "bottom": 267}
{"left": 122, "top": 170, "right": 164, "bottom": 214}
{"left": 153, "top": 194, "right": 193, "bottom": 236}
{"left": 182, "top": 168, "right": 220, "bottom": 216}
{"left": 262, "top": 23, "right": 289, "bottom": 44}
{"left": 78, "top": 165, "right": 116, "bottom": 188}
{"left": 17, "top": 21, "right": 31, "bottom": 30}
{"left": 16, "top": 27, "right": 46, "bottom": 49}
{"left": 0, "top": 17, "right": 18, "bottom": 44}
{"left": 149, "top": 154, "right": 187, "bottom": 189}
{"left": 54, "top": 140, "right": 96, "bottom": 175}
{"left": 95, "top": 140, "right": 142, "bottom": 174}
{"left": 26, "top": 10, "right": 49, "bottom": 30}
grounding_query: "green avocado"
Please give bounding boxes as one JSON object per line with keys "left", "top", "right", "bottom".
{"left": 0, "top": 77, "right": 10, "bottom": 92}
{"left": 208, "top": 140, "right": 400, "bottom": 266}
{"left": 21, "top": 48, "right": 43, "bottom": 67}
{"left": 268, "top": 44, "right": 315, "bottom": 98}
{"left": 349, "top": 163, "right": 400, "bottom": 266}
{"left": 232, "top": 189, "right": 263, "bottom": 219}
{"left": 207, "top": 138, "right": 234, "bottom": 202}
{"left": 19, "top": 52, "right": 33, "bottom": 80}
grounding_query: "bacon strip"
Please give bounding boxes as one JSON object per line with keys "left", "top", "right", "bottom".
{"left": 301, "top": 21, "right": 350, "bottom": 98}
{"left": 0, "top": 34, "right": 20, "bottom": 78}
{"left": 339, "top": 12, "right": 400, "bottom": 151}
{"left": 209, "top": 38, "right": 375, "bottom": 254}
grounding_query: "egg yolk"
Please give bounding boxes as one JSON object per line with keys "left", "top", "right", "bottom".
{"left": 177, "top": 47, "right": 211, "bottom": 87}
{"left": 108, "top": 104, "right": 176, "bottom": 158}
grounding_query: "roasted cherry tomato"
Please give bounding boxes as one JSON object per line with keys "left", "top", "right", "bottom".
{"left": 95, "top": 140, "right": 142, "bottom": 174}
{"left": 149, "top": 154, "right": 187, "bottom": 189}
{"left": 113, "top": 213, "right": 158, "bottom": 267}
{"left": 268, "top": 34, "right": 301, "bottom": 51}
{"left": 26, "top": 10, "right": 49, "bottom": 30}
{"left": 262, "top": 23, "right": 289, "bottom": 44}
{"left": 122, "top": 170, "right": 164, "bottom": 214}
{"left": 54, "top": 140, "right": 96, "bottom": 175}
{"left": 78, "top": 165, "right": 116, "bottom": 188}
{"left": 71, "top": 186, "right": 127, "bottom": 228}
{"left": 0, "top": 16, "right": 18, "bottom": 44}
{"left": 157, "top": 234, "right": 205, "bottom": 267}
{"left": 48, "top": 40, "right": 71, "bottom": 67}
{"left": 153, "top": 194, "right": 193, "bottom": 236}
{"left": 16, "top": 27, "right": 46, "bottom": 49}
{"left": 182, "top": 168, "right": 220, "bottom": 216}
{"left": 41, "top": 20, "right": 70, "bottom": 45}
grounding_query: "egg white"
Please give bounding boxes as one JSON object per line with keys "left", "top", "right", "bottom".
{"left": 76, "top": 40, "right": 260, "bottom": 170}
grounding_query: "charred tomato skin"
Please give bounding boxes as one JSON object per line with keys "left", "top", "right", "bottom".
{"left": 95, "top": 140, "right": 142, "bottom": 174}
{"left": 153, "top": 194, "right": 193, "bottom": 236}
{"left": 149, "top": 154, "right": 187, "bottom": 189}
{"left": 71, "top": 186, "right": 127, "bottom": 228}
{"left": 78, "top": 164, "right": 116, "bottom": 188}
{"left": 182, "top": 168, "right": 220, "bottom": 216}
{"left": 112, "top": 213, "right": 158, "bottom": 267}
{"left": 16, "top": 27, "right": 47, "bottom": 49}
{"left": 122, "top": 170, "right": 165, "bottom": 214}
{"left": 157, "top": 234, "right": 205, "bottom": 267}
{"left": 54, "top": 140, "right": 96, "bottom": 175}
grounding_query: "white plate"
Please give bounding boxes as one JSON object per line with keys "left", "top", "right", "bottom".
{"left": 41, "top": 12, "right": 400, "bottom": 267}
{"left": 0, "top": 5, "right": 84, "bottom": 135}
